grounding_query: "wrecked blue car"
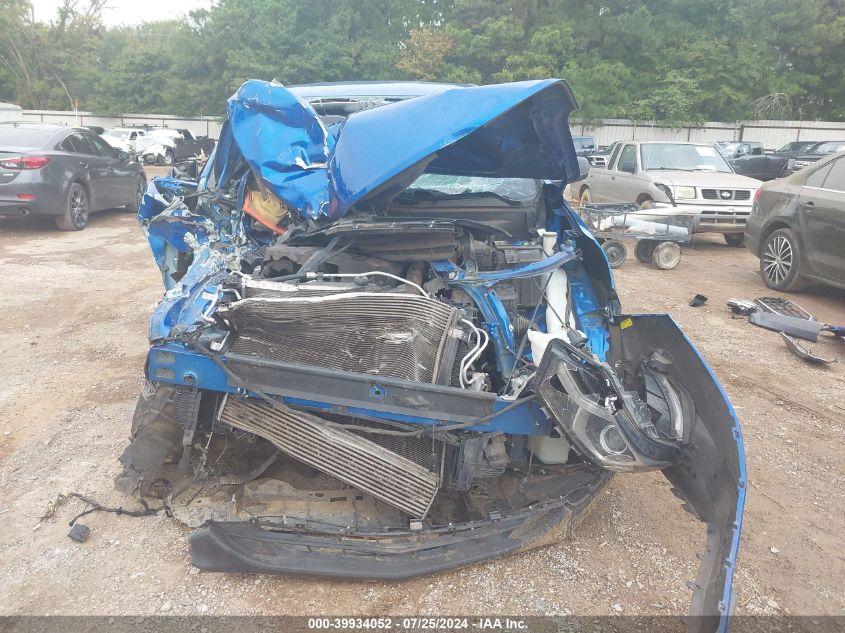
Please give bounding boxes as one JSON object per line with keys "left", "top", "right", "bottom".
{"left": 118, "top": 80, "right": 745, "bottom": 631}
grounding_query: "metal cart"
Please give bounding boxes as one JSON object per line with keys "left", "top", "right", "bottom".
{"left": 580, "top": 202, "right": 697, "bottom": 270}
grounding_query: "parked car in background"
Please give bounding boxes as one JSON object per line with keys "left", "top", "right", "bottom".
{"left": 587, "top": 140, "right": 620, "bottom": 166}
{"left": 783, "top": 140, "right": 845, "bottom": 176}
{"left": 730, "top": 140, "right": 821, "bottom": 181}
{"left": 0, "top": 122, "right": 145, "bottom": 230}
{"left": 138, "top": 128, "right": 216, "bottom": 166}
{"left": 745, "top": 150, "right": 845, "bottom": 291}
{"left": 715, "top": 141, "right": 764, "bottom": 159}
{"left": 578, "top": 141, "right": 760, "bottom": 245}
{"left": 101, "top": 126, "right": 148, "bottom": 156}
{"left": 571, "top": 134, "right": 597, "bottom": 157}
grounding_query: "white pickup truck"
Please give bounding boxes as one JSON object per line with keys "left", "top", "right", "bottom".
{"left": 577, "top": 141, "right": 760, "bottom": 246}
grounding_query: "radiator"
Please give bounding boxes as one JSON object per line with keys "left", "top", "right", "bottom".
{"left": 218, "top": 396, "right": 440, "bottom": 518}
{"left": 223, "top": 292, "right": 457, "bottom": 383}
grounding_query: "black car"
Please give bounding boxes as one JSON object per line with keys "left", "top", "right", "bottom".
{"left": 0, "top": 122, "right": 145, "bottom": 230}
{"left": 745, "top": 150, "right": 845, "bottom": 291}
{"left": 782, "top": 140, "right": 845, "bottom": 176}
{"left": 730, "top": 140, "right": 820, "bottom": 181}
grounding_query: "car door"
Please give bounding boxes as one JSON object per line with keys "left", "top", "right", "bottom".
{"left": 89, "top": 131, "right": 136, "bottom": 205}
{"left": 61, "top": 132, "right": 110, "bottom": 209}
{"left": 585, "top": 144, "right": 615, "bottom": 201}
{"left": 798, "top": 157, "right": 845, "bottom": 281}
{"left": 605, "top": 143, "right": 638, "bottom": 201}
{"left": 71, "top": 132, "right": 124, "bottom": 209}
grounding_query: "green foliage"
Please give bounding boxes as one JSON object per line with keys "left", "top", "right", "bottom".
{"left": 0, "top": 0, "right": 844, "bottom": 122}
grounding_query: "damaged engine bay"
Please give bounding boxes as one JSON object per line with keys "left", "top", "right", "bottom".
{"left": 118, "top": 79, "right": 746, "bottom": 632}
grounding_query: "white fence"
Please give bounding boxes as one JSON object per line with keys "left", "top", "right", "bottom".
{"left": 18, "top": 110, "right": 223, "bottom": 139}
{"left": 571, "top": 119, "right": 845, "bottom": 150}
{"left": 7, "top": 108, "right": 845, "bottom": 150}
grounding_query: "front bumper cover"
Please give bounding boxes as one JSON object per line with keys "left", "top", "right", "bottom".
{"left": 189, "top": 472, "right": 612, "bottom": 579}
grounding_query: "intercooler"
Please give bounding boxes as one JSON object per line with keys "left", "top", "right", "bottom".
{"left": 223, "top": 292, "right": 458, "bottom": 383}
{"left": 218, "top": 396, "right": 441, "bottom": 518}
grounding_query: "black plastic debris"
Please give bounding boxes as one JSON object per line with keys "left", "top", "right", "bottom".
{"left": 727, "top": 298, "right": 757, "bottom": 317}
{"left": 749, "top": 311, "right": 823, "bottom": 342}
{"left": 68, "top": 523, "right": 90, "bottom": 543}
{"left": 781, "top": 333, "right": 836, "bottom": 365}
{"left": 754, "top": 297, "right": 814, "bottom": 321}
{"left": 689, "top": 294, "right": 708, "bottom": 307}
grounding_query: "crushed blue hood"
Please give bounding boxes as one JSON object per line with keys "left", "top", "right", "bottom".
{"left": 222, "top": 79, "right": 580, "bottom": 222}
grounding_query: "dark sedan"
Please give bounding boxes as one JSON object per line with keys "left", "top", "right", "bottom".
{"left": 745, "top": 150, "right": 845, "bottom": 291}
{"left": 0, "top": 122, "right": 145, "bottom": 230}
{"left": 782, "top": 140, "right": 845, "bottom": 177}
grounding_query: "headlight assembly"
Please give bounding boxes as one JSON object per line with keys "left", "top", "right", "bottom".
{"left": 673, "top": 185, "right": 696, "bottom": 199}
{"left": 534, "top": 337, "right": 692, "bottom": 472}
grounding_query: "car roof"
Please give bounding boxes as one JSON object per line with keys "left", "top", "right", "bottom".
{"left": 287, "top": 81, "right": 469, "bottom": 100}
{"left": 0, "top": 121, "right": 74, "bottom": 131}
{"left": 633, "top": 141, "right": 715, "bottom": 146}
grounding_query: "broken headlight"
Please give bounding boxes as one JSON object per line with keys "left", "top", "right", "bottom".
{"left": 534, "top": 338, "right": 689, "bottom": 472}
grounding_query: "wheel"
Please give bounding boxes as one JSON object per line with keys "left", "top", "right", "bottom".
{"left": 162, "top": 150, "right": 175, "bottom": 166}
{"left": 760, "top": 228, "right": 807, "bottom": 291}
{"left": 126, "top": 175, "right": 146, "bottom": 213}
{"left": 636, "top": 195, "right": 654, "bottom": 210}
{"left": 55, "top": 182, "right": 89, "bottom": 231}
{"left": 634, "top": 239, "right": 657, "bottom": 263}
{"left": 724, "top": 233, "right": 745, "bottom": 247}
{"left": 652, "top": 241, "right": 682, "bottom": 270}
{"left": 601, "top": 239, "right": 627, "bottom": 268}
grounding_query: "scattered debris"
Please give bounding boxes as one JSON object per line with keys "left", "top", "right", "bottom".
{"left": 689, "top": 294, "right": 707, "bottom": 307}
{"left": 770, "top": 546, "right": 780, "bottom": 554}
{"left": 68, "top": 523, "right": 91, "bottom": 543}
{"left": 754, "top": 297, "right": 814, "bottom": 321}
{"left": 781, "top": 333, "right": 836, "bottom": 365}
{"left": 749, "top": 312, "right": 823, "bottom": 342}
{"left": 727, "top": 298, "right": 757, "bottom": 317}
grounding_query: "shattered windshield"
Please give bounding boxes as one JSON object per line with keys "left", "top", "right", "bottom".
{"left": 401, "top": 174, "right": 539, "bottom": 202}
{"left": 641, "top": 143, "right": 732, "bottom": 172}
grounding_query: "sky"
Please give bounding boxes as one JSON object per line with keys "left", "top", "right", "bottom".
{"left": 32, "top": 0, "right": 212, "bottom": 26}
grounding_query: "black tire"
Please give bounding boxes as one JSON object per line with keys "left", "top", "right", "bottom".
{"left": 724, "top": 233, "right": 745, "bottom": 247}
{"left": 55, "top": 182, "right": 89, "bottom": 231}
{"left": 126, "top": 175, "right": 146, "bottom": 213}
{"left": 601, "top": 239, "right": 627, "bottom": 268}
{"left": 634, "top": 239, "right": 657, "bottom": 263}
{"left": 652, "top": 241, "right": 682, "bottom": 270}
{"left": 760, "top": 227, "right": 807, "bottom": 291}
{"left": 162, "top": 150, "right": 175, "bottom": 166}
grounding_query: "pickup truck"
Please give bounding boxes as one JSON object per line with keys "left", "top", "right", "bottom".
{"left": 729, "top": 140, "right": 820, "bottom": 181}
{"left": 138, "top": 128, "right": 216, "bottom": 166}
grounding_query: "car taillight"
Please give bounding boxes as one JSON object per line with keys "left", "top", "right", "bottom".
{"left": 22, "top": 156, "right": 50, "bottom": 169}
{"left": 752, "top": 187, "right": 762, "bottom": 204}
{"left": 0, "top": 156, "right": 51, "bottom": 169}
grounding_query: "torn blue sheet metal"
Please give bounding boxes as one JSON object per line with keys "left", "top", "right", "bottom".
{"left": 226, "top": 79, "right": 580, "bottom": 222}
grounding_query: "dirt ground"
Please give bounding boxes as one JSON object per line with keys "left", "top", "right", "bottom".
{"left": 0, "top": 172, "right": 843, "bottom": 619}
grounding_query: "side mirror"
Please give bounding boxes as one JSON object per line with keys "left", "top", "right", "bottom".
{"left": 571, "top": 156, "right": 590, "bottom": 182}
{"left": 117, "top": 150, "right": 129, "bottom": 160}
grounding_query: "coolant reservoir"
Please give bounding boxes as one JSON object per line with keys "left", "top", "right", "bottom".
{"left": 529, "top": 434, "right": 571, "bottom": 465}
